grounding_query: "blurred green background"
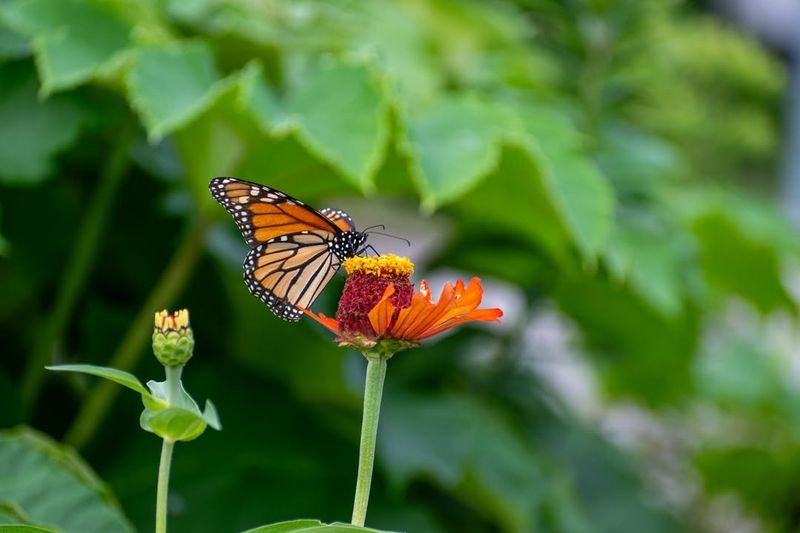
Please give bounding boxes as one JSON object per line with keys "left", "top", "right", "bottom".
{"left": 1, "top": 0, "right": 800, "bottom": 531}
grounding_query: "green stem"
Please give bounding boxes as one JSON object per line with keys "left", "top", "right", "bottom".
{"left": 165, "top": 366, "right": 183, "bottom": 404}
{"left": 351, "top": 356, "right": 388, "bottom": 527}
{"left": 65, "top": 217, "right": 211, "bottom": 449}
{"left": 21, "top": 123, "right": 134, "bottom": 411}
{"left": 155, "top": 438, "right": 175, "bottom": 533}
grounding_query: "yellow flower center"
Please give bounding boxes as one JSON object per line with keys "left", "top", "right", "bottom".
{"left": 342, "top": 254, "right": 414, "bottom": 278}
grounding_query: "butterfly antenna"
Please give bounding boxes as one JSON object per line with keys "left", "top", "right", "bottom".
{"left": 362, "top": 224, "right": 386, "bottom": 232}
{"left": 366, "top": 231, "right": 411, "bottom": 247}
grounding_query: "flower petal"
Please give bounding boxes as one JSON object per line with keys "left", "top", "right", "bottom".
{"left": 301, "top": 307, "right": 340, "bottom": 334}
{"left": 435, "top": 277, "right": 483, "bottom": 324}
{"left": 419, "top": 279, "right": 432, "bottom": 302}
{"left": 392, "top": 282, "right": 456, "bottom": 339}
{"left": 368, "top": 284, "right": 396, "bottom": 337}
{"left": 418, "top": 307, "right": 503, "bottom": 339}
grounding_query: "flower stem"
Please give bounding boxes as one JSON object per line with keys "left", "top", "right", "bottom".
{"left": 165, "top": 366, "right": 183, "bottom": 404}
{"left": 21, "top": 121, "right": 133, "bottom": 412}
{"left": 351, "top": 356, "right": 387, "bottom": 527}
{"left": 155, "top": 438, "right": 175, "bottom": 533}
{"left": 65, "top": 217, "right": 211, "bottom": 449}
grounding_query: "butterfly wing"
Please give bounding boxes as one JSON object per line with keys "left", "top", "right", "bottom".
{"left": 243, "top": 233, "right": 339, "bottom": 321}
{"left": 320, "top": 207, "right": 356, "bottom": 232}
{"left": 210, "top": 177, "right": 340, "bottom": 247}
{"left": 210, "top": 177, "right": 348, "bottom": 321}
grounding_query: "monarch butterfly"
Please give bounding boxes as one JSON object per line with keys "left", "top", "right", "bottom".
{"left": 209, "top": 177, "right": 370, "bottom": 321}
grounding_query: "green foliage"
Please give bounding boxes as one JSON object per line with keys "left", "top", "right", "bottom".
{"left": 0, "top": 63, "right": 88, "bottom": 184}
{"left": 0, "top": 0, "right": 796, "bottom": 531}
{"left": 0, "top": 427, "right": 132, "bottom": 532}
{"left": 243, "top": 519, "right": 394, "bottom": 533}
{"left": 47, "top": 364, "right": 220, "bottom": 441}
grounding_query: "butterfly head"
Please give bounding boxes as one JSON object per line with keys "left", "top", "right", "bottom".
{"left": 332, "top": 231, "right": 369, "bottom": 261}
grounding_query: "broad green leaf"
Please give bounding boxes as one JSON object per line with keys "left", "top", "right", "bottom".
{"left": 674, "top": 187, "right": 796, "bottom": 312}
{"left": 244, "top": 60, "right": 390, "bottom": 190}
{"left": 0, "top": 502, "right": 28, "bottom": 524}
{"left": 519, "top": 104, "right": 614, "bottom": 259}
{"left": 692, "top": 211, "right": 793, "bottom": 313}
{"left": 407, "top": 97, "right": 613, "bottom": 259}
{"left": 556, "top": 275, "right": 697, "bottom": 405}
{"left": 604, "top": 210, "right": 689, "bottom": 317}
{"left": 242, "top": 521, "right": 392, "bottom": 533}
{"left": 696, "top": 446, "right": 799, "bottom": 520}
{"left": 0, "top": 19, "right": 28, "bottom": 59}
{"left": 380, "top": 394, "right": 545, "bottom": 532}
{"left": 126, "top": 41, "right": 230, "bottom": 140}
{"left": 296, "top": 525, "right": 393, "bottom": 533}
{"left": 171, "top": 77, "right": 254, "bottom": 211}
{"left": 46, "top": 364, "right": 148, "bottom": 395}
{"left": 0, "top": 427, "right": 133, "bottom": 532}
{"left": 0, "top": 63, "right": 87, "bottom": 185}
{"left": 0, "top": 526, "right": 58, "bottom": 533}
{"left": 455, "top": 144, "right": 573, "bottom": 265}
{"left": 242, "top": 520, "right": 324, "bottom": 533}
{"left": 403, "top": 95, "right": 509, "bottom": 208}
{"left": 0, "top": 0, "right": 131, "bottom": 93}
{"left": 238, "top": 62, "right": 285, "bottom": 132}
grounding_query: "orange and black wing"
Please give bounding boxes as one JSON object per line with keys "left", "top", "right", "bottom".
{"left": 320, "top": 207, "right": 356, "bottom": 232}
{"left": 243, "top": 233, "right": 340, "bottom": 321}
{"left": 209, "top": 177, "right": 340, "bottom": 247}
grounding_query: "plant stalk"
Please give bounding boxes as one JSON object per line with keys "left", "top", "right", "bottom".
{"left": 351, "top": 356, "right": 388, "bottom": 527}
{"left": 165, "top": 366, "right": 183, "bottom": 405}
{"left": 155, "top": 438, "right": 175, "bottom": 533}
{"left": 21, "top": 122, "right": 134, "bottom": 411}
{"left": 65, "top": 217, "right": 210, "bottom": 449}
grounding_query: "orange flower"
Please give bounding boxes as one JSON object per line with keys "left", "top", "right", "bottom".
{"left": 303, "top": 255, "right": 502, "bottom": 354}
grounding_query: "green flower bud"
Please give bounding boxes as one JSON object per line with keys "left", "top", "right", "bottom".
{"left": 152, "top": 309, "right": 194, "bottom": 367}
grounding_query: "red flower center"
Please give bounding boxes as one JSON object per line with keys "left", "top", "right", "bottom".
{"left": 335, "top": 256, "right": 415, "bottom": 338}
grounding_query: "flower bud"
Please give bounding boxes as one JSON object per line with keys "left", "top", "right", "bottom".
{"left": 152, "top": 309, "right": 194, "bottom": 367}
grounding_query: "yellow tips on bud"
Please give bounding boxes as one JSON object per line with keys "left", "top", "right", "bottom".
{"left": 342, "top": 254, "right": 414, "bottom": 278}
{"left": 154, "top": 309, "right": 190, "bottom": 332}
{"left": 152, "top": 309, "right": 194, "bottom": 367}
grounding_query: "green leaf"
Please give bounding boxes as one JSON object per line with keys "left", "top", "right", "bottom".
{"left": 241, "top": 520, "right": 324, "bottom": 533}
{"left": 406, "top": 97, "right": 613, "bottom": 259}
{"left": 0, "top": 19, "right": 28, "bottom": 59}
{"left": 141, "top": 378, "right": 220, "bottom": 439}
{"left": 0, "top": 427, "right": 133, "bottom": 532}
{"left": 242, "top": 522, "right": 394, "bottom": 533}
{"left": 454, "top": 144, "right": 573, "bottom": 264}
{"left": 692, "top": 210, "right": 793, "bottom": 313}
{"left": 140, "top": 406, "right": 208, "bottom": 441}
{"left": 202, "top": 399, "right": 221, "bottom": 430}
{"left": 604, "top": 210, "right": 689, "bottom": 317}
{"left": 520, "top": 104, "right": 614, "bottom": 259}
{"left": 674, "top": 187, "right": 796, "bottom": 313}
{"left": 556, "top": 275, "right": 698, "bottom": 405}
{"left": 0, "top": 502, "right": 29, "bottom": 524}
{"left": 403, "top": 95, "right": 508, "bottom": 208}
{"left": 380, "top": 394, "right": 545, "bottom": 532}
{"left": 0, "top": 63, "right": 87, "bottom": 185}
{"left": 46, "top": 364, "right": 148, "bottom": 395}
{"left": 126, "top": 41, "right": 230, "bottom": 140}
{"left": 244, "top": 60, "right": 390, "bottom": 190}
{"left": 0, "top": 526, "right": 58, "bottom": 533}
{"left": 0, "top": 0, "right": 132, "bottom": 94}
